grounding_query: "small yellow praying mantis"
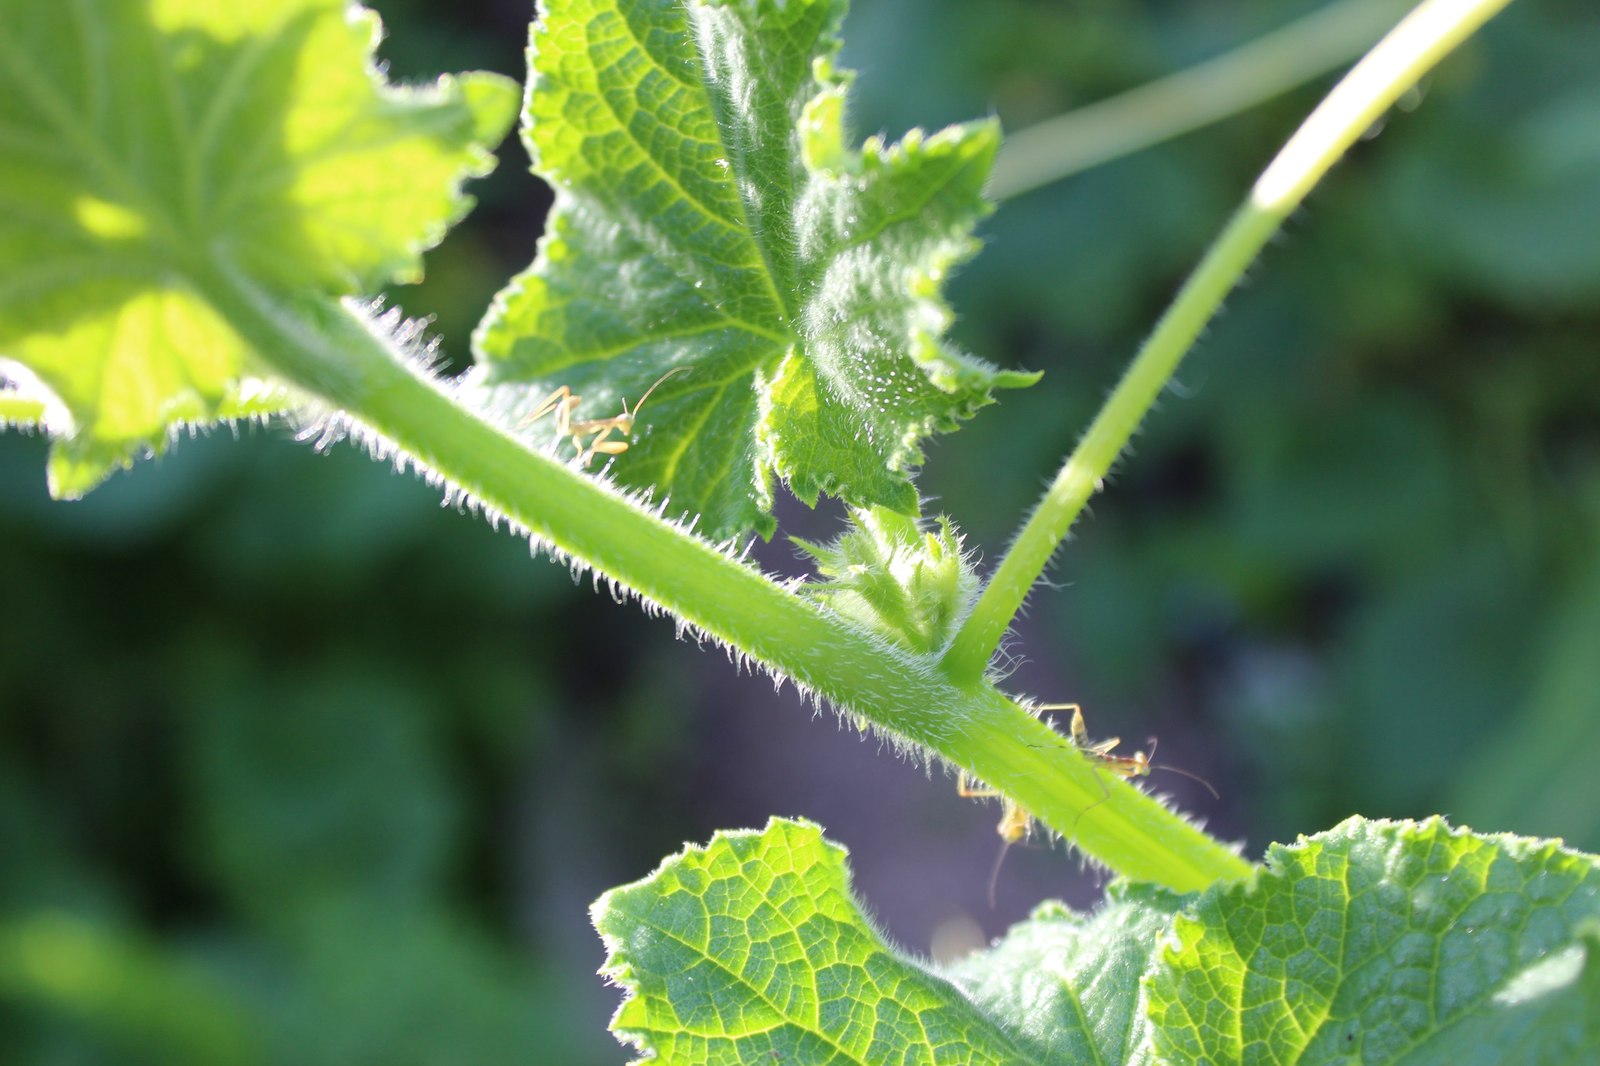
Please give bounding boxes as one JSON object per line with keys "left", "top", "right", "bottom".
{"left": 522, "top": 366, "right": 690, "bottom": 466}
{"left": 959, "top": 703, "right": 1217, "bottom": 905}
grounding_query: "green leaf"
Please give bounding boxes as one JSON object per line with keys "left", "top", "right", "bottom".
{"left": 1148, "top": 817, "right": 1600, "bottom": 1065}
{"left": 944, "top": 884, "right": 1187, "bottom": 1065}
{"left": 474, "top": 0, "right": 1036, "bottom": 538}
{"left": 591, "top": 817, "right": 1033, "bottom": 1064}
{"left": 0, "top": 0, "right": 517, "bottom": 497}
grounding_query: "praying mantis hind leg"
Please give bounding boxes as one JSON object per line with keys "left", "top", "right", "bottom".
{"left": 956, "top": 771, "right": 1000, "bottom": 800}
{"left": 957, "top": 771, "right": 1032, "bottom": 908}
{"left": 957, "top": 773, "right": 1031, "bottom": 840}
{"left": 520, "top": 385, "right": 578, "bottom": 432}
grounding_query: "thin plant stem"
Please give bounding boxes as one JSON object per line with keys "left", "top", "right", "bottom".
{"left": 945, "top": 0, "right": 1518, "bottom": 684}
{"left": 989, "top": 0, "right": 1410, "bottom": 200}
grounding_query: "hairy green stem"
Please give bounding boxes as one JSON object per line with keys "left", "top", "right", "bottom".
{"left": 194, "top": 262, "right": 1251, "bottom": 890}
{"left": 947, "top": 0, "right": 1518, "bottom": 684}
{"left": 990, "top": 0, "right": 1409, "bottom": 200}
{"left": 0, "top": 395, "right": 47, "bottom": 424}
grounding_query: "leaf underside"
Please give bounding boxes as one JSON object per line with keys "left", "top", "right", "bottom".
{"left": 0, "top": 0, "right": 516, "bottom": 497}
{"left": 1149, "top": 817, "right": 1600, "bottom": 1065}
{"left": 474, "top": 0, "right": 1036, "bottom": 539}
{"left": 596, "top": 817, "right": 1600, "bottom": 1065}
{"left": 946, "top": 884, "right": 1186, "bottom": 1065}
{"left": 591, "top": 817, "right": 1033, "bottom": 1064}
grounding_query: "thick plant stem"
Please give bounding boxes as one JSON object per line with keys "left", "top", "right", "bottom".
{"left": 946, "top": 0, "right": 1517, "bottom": 685}
{"left": 990, "top": 0, "right": 1409, "bottom": 200}
{"left": 194, "top": 264, "right": 1253, "bottom": 892}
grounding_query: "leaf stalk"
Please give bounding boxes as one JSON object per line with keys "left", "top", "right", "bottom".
{"left": 945, "top": 0, "right": 1518, "bottom": 685}
{"left": 990, "top": 0, "right": 1412, "bottom": 200}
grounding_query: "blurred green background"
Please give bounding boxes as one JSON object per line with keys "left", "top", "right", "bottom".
{"left": 3, "top": 0, "right": 1599, "bottom": 1061}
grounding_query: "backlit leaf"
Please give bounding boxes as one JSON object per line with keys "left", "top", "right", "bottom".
{"left": 592, "top": 817, "right": 1033, "bottom": 1064}
{"left": 474, "top": 0, "right": 1036, "bottom": 538}
{"left": 0, "top": 0, "right": 517, "bottom": 496}
{"left": 1149, "top": 817, "right": 1600, "bottom": 1064}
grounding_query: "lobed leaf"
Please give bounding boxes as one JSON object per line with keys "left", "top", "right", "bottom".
{"left": 1148, "top": 817, "right": 1600, "bottom": 1064}
{"left": 597, "top": 817, "right": 1600, "bottom": 1064}
{"left": 474, "top": 0, "right": 1036, "bottom": 538}
{"left": 0, "top": 0, "right": 517, "bottom": 496}
{"left": 591, "top": 817, "right": 1033, "bottom": 1064}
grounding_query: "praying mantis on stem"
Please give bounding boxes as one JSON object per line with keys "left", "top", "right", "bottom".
{"left": 959, "top": 703, "right": 1217, "bottom": 906}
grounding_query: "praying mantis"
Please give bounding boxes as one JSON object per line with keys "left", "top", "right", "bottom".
{"left": 959, "top": 702, "right": 1216, "bottom": 905}
{"left": 521, "top": 366, "right": 690, "bottom": 466}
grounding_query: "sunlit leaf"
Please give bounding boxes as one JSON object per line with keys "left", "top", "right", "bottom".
{"left": 474, "top": 0, "right": 1036, "bottom": 538}
{"left": 945, "top": 884, "right": 1187, "bottom": 1065}
{"left": 0, "top": 0, "right": 517, "bottom": 496}
{"left": 1149, "top": 817, "right": 1600, "bottom": 1064}
{"left": 592, "top": 818, "right": 1032, "bottom": 1063}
